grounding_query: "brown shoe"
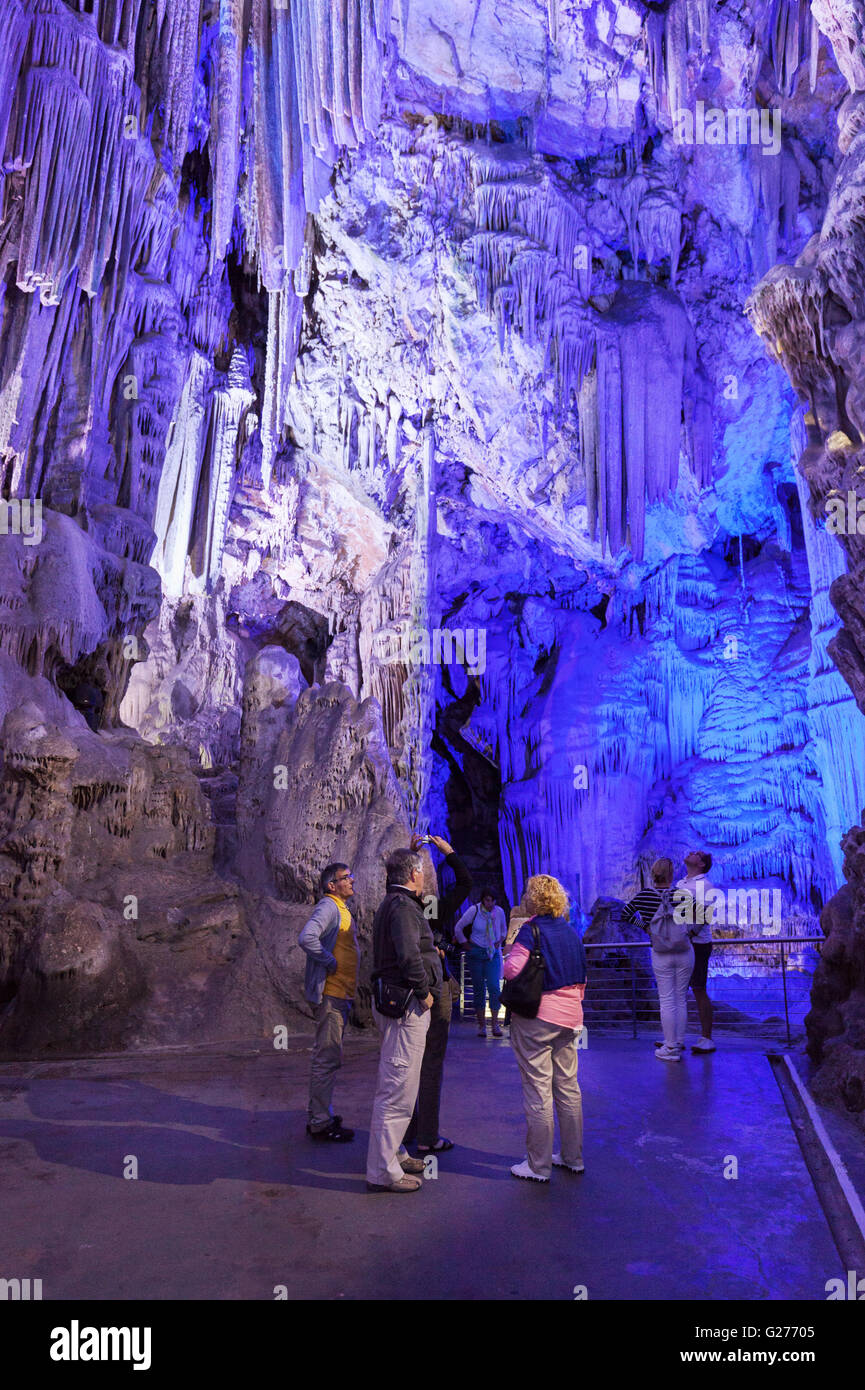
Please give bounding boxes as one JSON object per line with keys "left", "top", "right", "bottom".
{"left": 399, "top": 1154, "right": 424, "bottom": 1175}
{"left": 366, "top": 1176, "right": 422, "bottom": 1192}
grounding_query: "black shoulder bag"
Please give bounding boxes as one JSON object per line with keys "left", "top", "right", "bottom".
{"left": 373, "top": 975, "right": 415, "bottom": 1018}
{"left": 500, "top": 921, "right": 546, "bottom": 1019}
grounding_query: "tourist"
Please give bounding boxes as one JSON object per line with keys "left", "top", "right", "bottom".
{"left": 402, "top": 833, "right": 472, "bottom": 1156}
{"left": 365, "top": 848, "right": 437, "bottom": 1193}
{"left": 678, "top": 850, "right": 716, "bottom": 1053}
{"left": 455, "top": 890, "right": 508, "bottom": 1036}
{"left": 298, "top": 863, "right": 359, "bottom": 1142}
{"left": 505, "top": 896, "right": 530, "bottom": 952}
{"left": 624, "top": 858, "right": 695, "bottom": 1061}
{"left": 503, "top": 874, "right": 587, "bottom": 1183}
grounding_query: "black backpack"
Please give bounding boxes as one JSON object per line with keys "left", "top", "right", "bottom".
{"left": 501, "top": 921, "right": 546, "bottom": 1019}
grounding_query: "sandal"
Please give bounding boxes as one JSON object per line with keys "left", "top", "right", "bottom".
{"left": 366, "top": 1176, "right": 422, "bottom": 1192}
{"left": 417, "top": 1137, "right": 454, "bottom": 1153}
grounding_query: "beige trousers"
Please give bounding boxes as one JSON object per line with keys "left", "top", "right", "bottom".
{"left": 366, "top": 998, "right": 431, "bottom": 1186}
{"left": 509, "top": 1013, "right": 583, "bottom": 1178}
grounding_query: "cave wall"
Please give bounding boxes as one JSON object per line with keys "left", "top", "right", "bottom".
{"left": 0, "top": 1, "right": 864, "bottom": 1056}
{"left": 745, "top": 0, "right": 865, "bottom": 1130}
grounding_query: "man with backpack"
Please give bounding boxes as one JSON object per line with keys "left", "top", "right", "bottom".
{"left": 623, "top": 859, "right": 695, "bottom": 1062}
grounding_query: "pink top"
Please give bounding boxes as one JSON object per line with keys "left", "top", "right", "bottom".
{"left": 503, "top": 945, "right": 586, "bottom": 1029}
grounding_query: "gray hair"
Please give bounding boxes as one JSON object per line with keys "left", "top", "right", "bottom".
{"left": 386, "top": 848, "right": 423, "bottom": 887}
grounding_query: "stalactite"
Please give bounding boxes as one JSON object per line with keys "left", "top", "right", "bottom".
{"left": 643, "top": 9, "right": 665, "bottom": 109}
{"left": 466, "top": 147, "right": 710, "bottom": 561}
{"left": 151, "top": 352, "right": 211, "bottom": 597}
{"left": 0, "top": 1, "right": 29, "bottom": 175}
{"left": 209, "top": 0, "right": 245, "bottom": 273}
{"left": 664, "top": 0, "right": 709, "bottom": 120}
{"left": 637, "top": 191, "right": 681, "bottom": 283}
{"left": 253, "top": 0, "right": 305, "bottom": 288}
{"left": 610, "top": 174, "right": 647, "bottom": 273}
{"left": 547, "top": 0, "right": 558, "bottom": 45}
{"left": 260, "top": 283, "right": 303, "bottom": 490}
{"left": 764, "top": 0, "right": 811, "bottom": 97}
{"left": 199, "top": 347, "right": 255, "bottom": 590}
{"left": 746, "top": 265, "right": 830, "bottom": 413}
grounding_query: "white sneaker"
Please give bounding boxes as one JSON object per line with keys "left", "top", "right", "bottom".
{"left": 552, "top": 1152, "right": 585, "bottom": 1174}
{"left": 692, "top": 1037, "right": 716, "bottom": 1052}
{"left": 510, "top": 1158, "right": 549, "bottom": 1182}
{"left": 655, "top": 1044, "right": 681, "bottom": 1062}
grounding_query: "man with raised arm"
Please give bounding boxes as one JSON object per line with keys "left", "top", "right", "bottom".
{"left": 403, "top": 832, "right": 472, "bottom": 1155}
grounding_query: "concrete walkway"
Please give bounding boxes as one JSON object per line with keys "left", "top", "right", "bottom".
{"left": 0, "top": 1026, "right": 843, "bottom": 1300}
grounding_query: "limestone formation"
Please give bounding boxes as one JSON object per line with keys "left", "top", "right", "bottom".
{"left": 0, "top": 0, "right": 864, "bottom": 1068}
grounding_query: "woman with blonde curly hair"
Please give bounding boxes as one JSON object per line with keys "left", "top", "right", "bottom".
{"left": 502, "top": 873, "right": 587, "bottom": 1183}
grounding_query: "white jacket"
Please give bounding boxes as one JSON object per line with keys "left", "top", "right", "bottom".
{"left": 676, "top": 874, "right": 715, "bottom": 945}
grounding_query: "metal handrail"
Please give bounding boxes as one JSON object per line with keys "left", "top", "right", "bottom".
{"left": 583, "top": 935, "right": 823, "bottom": 1047}
{"left": 461, "top": 936, "right": 825, "bottom": 1048}
{"left": 583, "top": 937, "right": 824, "bottom": 948}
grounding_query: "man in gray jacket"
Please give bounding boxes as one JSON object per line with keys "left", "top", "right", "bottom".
{"left": 298, "top": 862, "right": 358, "bottom": 1142}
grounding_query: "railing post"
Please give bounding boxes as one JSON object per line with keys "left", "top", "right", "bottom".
{"left": 630, "top": 949, "right": 637, "bottom": 1040}
{"left": 781, "top": 940, "right": 791, "bottom": 1048}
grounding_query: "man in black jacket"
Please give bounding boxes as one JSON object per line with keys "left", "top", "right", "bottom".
{"left": 403, "top": 833, "right": 472, "bottom": 1155}
{"left": 366, "top": 847, "right": 437, "bottom": 1193}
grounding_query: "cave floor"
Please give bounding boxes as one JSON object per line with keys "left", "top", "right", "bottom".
{"left": 0, "top": 1026, "right": 843, "bottom": 1302}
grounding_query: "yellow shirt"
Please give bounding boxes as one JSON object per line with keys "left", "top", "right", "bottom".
{"left": 323, "top": 895, "right": 358, "bottom": 1000}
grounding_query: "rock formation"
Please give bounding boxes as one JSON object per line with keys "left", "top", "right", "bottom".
{"left": 742, "top": 0, "right": 865, "bottom": 1128}
{"left": 0, "top": 1, "right": 863, "bottom": 1064}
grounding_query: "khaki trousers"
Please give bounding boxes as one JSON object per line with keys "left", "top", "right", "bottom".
{"left": 509, "top": 1013, "right": 583, "bottom": 1178}
{"left": 366, "top": 998, "right": 431, "bottom": 1186}
{"left": 308, "top": 996, "right": 352, "bottom": 1130}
